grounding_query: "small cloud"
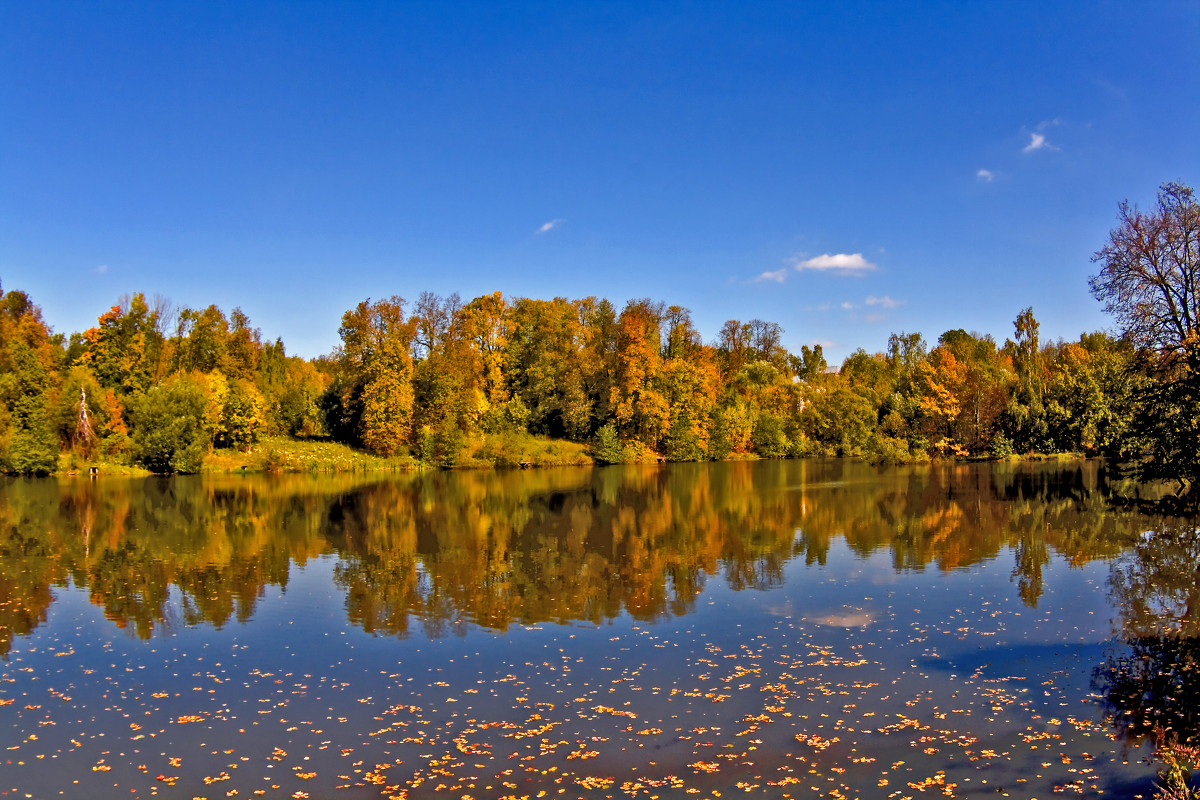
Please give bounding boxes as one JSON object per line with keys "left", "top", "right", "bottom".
{"left": 536, "top": 218, "right": 563, "bottom": 234}
{"left": 865, "top": 295, "right": 904, "bottom": 309}
{"left": 1023, "top": 133, "right": 1049, "bottom": 153}
{"left": 1022, "top": 122, "right": 1060, "bottom": 154}
{"left": 792, "top": 252, "right": 877, "bottom": 275}
{"left": 976, "top": 169, "right": 994, "bottom": 182}
{"left": 840, "top": 301, "right": 856, "bottom": 310}
{"left": 95, "top": 264, "right": 108, "bottom": 274}
{"left": 753, "top": 268, "right": 789, "bottom": 284}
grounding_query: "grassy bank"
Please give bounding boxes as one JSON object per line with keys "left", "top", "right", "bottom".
{"left": 55, "top": 436, "right": 1090, "bottom": 477}
{"left": 196, "top": 433, "right": 593, "bottom": 474}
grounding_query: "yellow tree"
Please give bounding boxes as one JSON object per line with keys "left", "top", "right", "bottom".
{"left": 462, "top": 291, "right": 510, "bottom": 411}
{"left": 916, "top": 346, "right": 965, "bottom": 452}
{"left": 334, "top": 297, "right": 416, "bottom": 456}
{"left": 660, "top": 306, "right": 719, "bottom": 460}
{"left": 611, "top": 299, "right": 669, "bottom": 449}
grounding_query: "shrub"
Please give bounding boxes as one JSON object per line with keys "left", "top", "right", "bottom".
{"left": 751, "top": 413, "right": 790, "bottom": 458}
{"left": 129, "top": 378, "right": 208, "bottom": 474}
{"left": 591, "top": 423, "right": 623, "bottom": 465}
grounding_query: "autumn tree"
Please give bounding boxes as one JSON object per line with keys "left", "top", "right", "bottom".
{"left": 1001, "top": 308, "right": 1049, "bottom": 452}
{"left": 659, "top": 306, "right": 719, "bottom": 461}
{"left": 1090, "top": 182, "right": 1199, "bottom": 357}
{"left": 172, "top": 304, "right": 230, "bottom": 374}
{"left": 789, "top": 344, "right": 827, "bottom": 384}
{"left": 225, "top": 308, "right": 262, "bottom": 380}
{"left": 0, "top": 287, "right": 60, "bottom": 473}
{"left": 1091, "top": 182, "right": 1200, "bottom": 494}
{"left": 461, "top": 291, "right": 513, "bottom": 430}
{"left": 82, "top": 293, "right": 165, "bottom": 396}
{"left": 258, "top": 339, "right": 328, "bottom": 437}
{"left": 328, "top": 297, "right": 417, "bottom": 456}
{"left": 936, "top": 329, "right": 1007, "bottom": 454}
{"left": 575, "top": 296, "right": 619, "bottom": 432}
{"left": 611, "top": 299, "right": 669, "bottom": 450}
{"left": 410, "top": 292, "right": 487, "bottom": 465}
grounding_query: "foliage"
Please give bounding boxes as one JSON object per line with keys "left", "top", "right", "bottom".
{"left": 128, "top": 376, "right": 208, "bottom": 473}
{"left": 1090, "top": 182, "right": 1199, "bottom": 357}
{"left": 1128, "top": 360, "right": 1200, "bottom": 494}
{"left": 1090, "top": 182, "right": 1200, "bottom": 495}
{"left": 751, "top": 412, "right": 790, "bottom": 458}
{"left": 1, "top": 245, "right": 1186, "bottom": 474}
{"left": 0, "top": 287, "right": 60, "bottom": 474}
{"left": 81, "top": 293, "right": 167, "bottom": 395}
{"left": 217, "top": 378, "right": 268, "bottom": 450}
{"left": 1153, "top": 730, "right": 1200, "bottom": 800}
{"left": 331, "top": 297, "right": 417, "bottom": 456}
{"left": 805, "top": 386, "right": 876, "bottom": 456}
{"left": 591, "top": 423, "right": 624, "bottom": 465}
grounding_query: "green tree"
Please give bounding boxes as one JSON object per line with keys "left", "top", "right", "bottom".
{"left": 503, "top": 296, "right": 596, "bottom": 440}
{"left": 591, "top": 423, "right": 623, "bottom": 464}
{"left": 82, "top": 293, "right": 165, "bottom": 396}
{"left": 805, "top": 385, "right": 876, "bottom": 456}
{"left": 128, "top": 375, "right": 208, "bottom": 473}
{"left": 0, "top": 288, "right": 60, "bottom": 474}
{"left": 1042, "top": 334, "right": 1135, "bottom": 454}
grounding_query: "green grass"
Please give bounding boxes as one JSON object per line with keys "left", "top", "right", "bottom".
{"left": 459, "top": 431, "right": 593, "bottom": 468}
{"left": 56, "top": 451, "right": 150, "bottom": 477}
{"left": 202, "top": 432, "right": 595, "bottom": 474}
{"left": 204, "top": 436, "right": 419, "bottom": 474}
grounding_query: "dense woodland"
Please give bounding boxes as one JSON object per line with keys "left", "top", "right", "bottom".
{"left": 1, "top": 183, "right": 1196, "bottom": 489}
{"left": 0, "top": 285, "right": 1131, "bottom": 468}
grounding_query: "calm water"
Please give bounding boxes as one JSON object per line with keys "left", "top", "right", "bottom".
{"left": 0, "top": 460, "right": 1196, "bottom": 799}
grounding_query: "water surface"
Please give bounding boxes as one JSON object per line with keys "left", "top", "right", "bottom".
{"left": 1, "top": 460, "right": 1195, "bottom": 798}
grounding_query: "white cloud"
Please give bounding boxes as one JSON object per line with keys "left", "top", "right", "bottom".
{"left": 792, "top": 252, "right": 877, "bottom": 274}
{"left": 865, "top": 295, "right": 904, "bottom": 309}
{"left": 95, "top": 264, "right": 108, "bottom": 274}
{"left": 1022, "top": 121, "right": 1062, "bottom": 154}
{"left": 840, "top": 301, "right": 856, "bottom": 310}
{"left": 976, "top": 169, "right": 994, "bottom": 182}
{"left": 1017, "top": 119, "right": 1064, "bottom": 154}
{"left": 536, "top": 218, "right": 563, "bottom": 234}
{"left": 753, "top": 268, "right": 789, "bottom": 283}
{"left": 1023, "top": 133, "right": 1049, "bottom": 153}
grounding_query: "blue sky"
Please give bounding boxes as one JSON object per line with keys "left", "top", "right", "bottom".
{"left": 2, "top": 2, "right": 1198, "bottom": 362}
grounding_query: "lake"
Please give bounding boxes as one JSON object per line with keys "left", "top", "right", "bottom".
{"left": 1, "top": 459, "right": 1195, "bottom": 799}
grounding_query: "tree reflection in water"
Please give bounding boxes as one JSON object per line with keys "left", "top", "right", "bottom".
{"left": 0, "top": 459, "right": 1180, "bottom": 656}
{"left": 1094, "top": 518, "right": 1200, "bottom": 746}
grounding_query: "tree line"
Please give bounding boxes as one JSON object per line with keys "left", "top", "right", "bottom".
{"left": 1, "top": 182, "right": 1195, "bottom": 491}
